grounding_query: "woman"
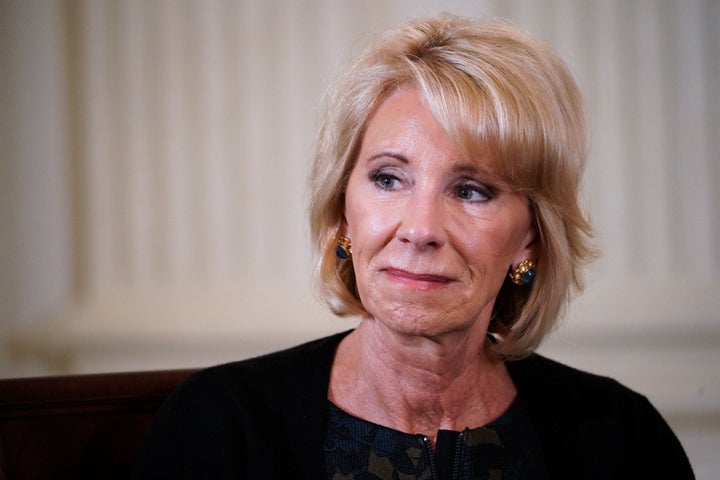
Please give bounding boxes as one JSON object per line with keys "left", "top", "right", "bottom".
{"left": 135, "top": 14, "right": 693, "bottom": 479}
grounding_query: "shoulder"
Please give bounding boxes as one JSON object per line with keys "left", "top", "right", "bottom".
{"left": 232, "top": 328, "right": 350, "bottom": 370}
{"left": 508, "top": 352, "right": 667, "bottom": 431}
{"left": 134, "top": 330, "right": 350, "bottom": 479}
{"left": 508, "top": 354, "right": 694, "bottom": 478}
{"left": 508, "top": 353, "right": 638, "bottom": 409}
{"left": 162, "top": 329, "right": 350, "bottom": 421}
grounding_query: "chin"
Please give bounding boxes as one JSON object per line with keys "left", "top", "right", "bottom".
{"left": 368, "top": 305, "right": 474, "bottom": 338}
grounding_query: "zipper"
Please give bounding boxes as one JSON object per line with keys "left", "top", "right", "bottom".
{"left": 422, "top": 435, "right": 440, "bottom": 480}
{"left": 451, "top": 431, "right": 464, "bottom": 480}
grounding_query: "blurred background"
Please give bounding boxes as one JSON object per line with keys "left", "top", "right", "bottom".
{"left": 1, "top": 0, "right": 718, "bottom": 476}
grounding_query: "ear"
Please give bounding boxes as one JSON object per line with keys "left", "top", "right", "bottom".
{"left": 338, "top": 216, "right": 349, "bottom": 238}
{"left": 511, "top": 222, "right": 539, "bottom": 269}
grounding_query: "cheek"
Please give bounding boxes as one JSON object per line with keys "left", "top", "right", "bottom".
{"left": 346, "top": 194, "right": 397, "bottom": 243}
{"left": 460, "top": 216, "right": 530, "bottom": 263}
{"left": 344, "top": 202, "right": 369, "bottom": 240}
{"left": 497, "top": 224, "right": 528, "bottom": 256}
{"left": 484, "top": 203, "right": 532, "bottom": 256}
{"left": 364, "top": 207, "right": 396, "bottom": 238}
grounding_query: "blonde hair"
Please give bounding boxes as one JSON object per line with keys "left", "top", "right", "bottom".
{"left": 309, "top": 14, "right": 596, "bottom": 357}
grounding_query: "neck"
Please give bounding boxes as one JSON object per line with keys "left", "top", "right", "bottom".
{"left": 328, "top": 319, "right": 516, "bottom": 441}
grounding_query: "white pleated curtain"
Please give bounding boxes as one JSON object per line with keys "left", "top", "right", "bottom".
{"left": 71, "top": 0, "right": 347, "bottom": 294}
{"left": 2, "top": 0, "right": 718, "bottom": 370}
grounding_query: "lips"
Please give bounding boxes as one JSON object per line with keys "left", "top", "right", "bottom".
{"left": 383, "top": 267, "right": 454, "bottom": 285}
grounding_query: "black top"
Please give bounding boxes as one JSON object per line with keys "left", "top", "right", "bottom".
{"left": 134, "top": 330, "right": 694, "bottom": 479}
{"left": 325, "top": 397, "right": 548, "bottom": 479}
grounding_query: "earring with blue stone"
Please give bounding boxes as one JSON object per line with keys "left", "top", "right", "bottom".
{"left": 509, "top": 259, "right": 536, "bottom": 285}
{"left": 335, "top": 236, "right": 352, "bottom": 260}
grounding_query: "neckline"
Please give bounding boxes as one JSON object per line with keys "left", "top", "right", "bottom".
{"left": 327, "top": 394, "right": 519, "bottom": 440}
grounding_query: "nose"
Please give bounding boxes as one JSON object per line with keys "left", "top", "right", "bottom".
{"left": 396, "top": 192, "right": 447, "bottom": 250}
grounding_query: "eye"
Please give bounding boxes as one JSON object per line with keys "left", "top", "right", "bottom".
{"left": 456, "top": 182, "right": 492, "bottom": 202}
{"left": 370, "top": 171, "right": 401, "bottom": 190}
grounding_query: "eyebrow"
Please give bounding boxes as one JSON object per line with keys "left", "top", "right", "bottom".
{"left": 363, "top": 151, "right": 501, "bottom": 182}
{"left": 453, "top": 160, "right": 506, "bottom": 181}
{"left": 364, "top": 151, "right": 409, "bottom": 165}
{"left": 452, "top": 163, "right": 481, "bottom": 175}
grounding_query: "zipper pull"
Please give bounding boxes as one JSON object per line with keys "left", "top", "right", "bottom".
{"left": 452, "top": 431, "right": 465, "bottom": 480}
{"left": 421, "top": 435, "right": 440, "bottom": 480}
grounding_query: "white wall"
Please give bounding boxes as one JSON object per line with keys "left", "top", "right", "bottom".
{"left": 1, "top": 0, "right": 718, "bottom": 476}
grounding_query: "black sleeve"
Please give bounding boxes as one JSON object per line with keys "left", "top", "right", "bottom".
{"left": 509, "top": 355, "right": 695, "bottom": 479}
{"left": 624, "top": 393, "right": 695, "bottom": 479}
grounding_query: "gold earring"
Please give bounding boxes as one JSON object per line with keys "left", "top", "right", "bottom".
{"left": 336, "top": 236, "right": 352, "bottom": 259}
{"left": 509, "top": 260, "right": 536, "bottom": 285}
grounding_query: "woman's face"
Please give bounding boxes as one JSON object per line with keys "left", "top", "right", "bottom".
{"left": 343, "top": 86, "right": 536, "bottom": 339}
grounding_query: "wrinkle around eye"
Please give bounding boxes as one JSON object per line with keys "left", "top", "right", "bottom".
{"left": 368, "top": 167, "right": 407, "bottom": 191}
{"left": 454, "top": 182, "right": 493, "bottom": 203}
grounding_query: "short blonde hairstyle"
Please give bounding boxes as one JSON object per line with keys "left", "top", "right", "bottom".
{"left": 309, "top": 14, "right": 596, "bottom": 357}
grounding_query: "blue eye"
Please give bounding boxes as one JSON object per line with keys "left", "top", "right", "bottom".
{"left": 371, "top": 172, "right": 400, "bottom": 189}
{"left": 456, "top": 183, "right": 492, "bottom": 202}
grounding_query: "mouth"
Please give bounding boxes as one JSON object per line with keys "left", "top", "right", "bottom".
{"left": 382, "top": 268, "right": 454, "bottom": 289}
